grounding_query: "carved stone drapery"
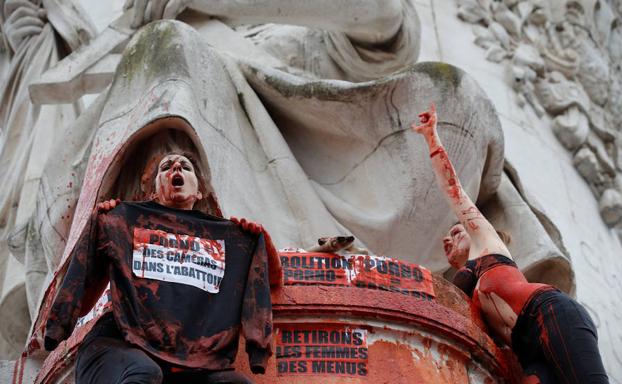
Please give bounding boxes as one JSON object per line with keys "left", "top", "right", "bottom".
{"left": 457, "top": 0, "right": 622, "bottom": 227}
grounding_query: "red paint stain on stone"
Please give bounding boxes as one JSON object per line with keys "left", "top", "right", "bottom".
{"left": 368, "top": 339, "right": 469, "bottom": 384}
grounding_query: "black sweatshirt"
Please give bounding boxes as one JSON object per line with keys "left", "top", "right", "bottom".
{"left": 45, "top": 201, "right": 272, "bottom": 373}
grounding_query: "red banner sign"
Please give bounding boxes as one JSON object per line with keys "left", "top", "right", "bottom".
{"left": 276, "top": 324, "right": 368, "bottom": 377}
{"left": 279, "top": 252, "right": 435, "bottom": 299}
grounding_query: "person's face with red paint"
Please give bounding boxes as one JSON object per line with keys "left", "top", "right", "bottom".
{"left": 154, "top": 154, "right": 202, "bottom": 210}
{"left": 443, "top": 223, "right": 471, "bottom": 268}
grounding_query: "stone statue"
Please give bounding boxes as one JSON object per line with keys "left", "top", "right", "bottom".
{"left": 0, "top": 0, "right": 568, "bottom": 362}
{"left": 456, "top": 0, "right": 622, "bottom": 227}
{"left": 0, "top": 0, "right": 96, "bottom": 357}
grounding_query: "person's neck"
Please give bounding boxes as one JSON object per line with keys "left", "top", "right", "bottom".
{"left": 468, "top": 244, "right": 488, "bottom": 261}
{"left": 155, "top": 199, "right": 195, "bottom": 210}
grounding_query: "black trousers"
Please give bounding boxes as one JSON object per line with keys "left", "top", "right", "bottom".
{"left": 75, "top": 314, "right": 253, "bottom": 384}
{"left": 512, "top": 289, "right": 609, "bottom": 384}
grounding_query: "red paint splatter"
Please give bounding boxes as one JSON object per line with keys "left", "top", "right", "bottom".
{"left": 467, "top": 220, "right": 479, "bottom": 231}
{"left": 422, "top": 337, "right": 432, "bottom": 350}
{"left": 476, "top": 266, "right": 549, "bottom": 316}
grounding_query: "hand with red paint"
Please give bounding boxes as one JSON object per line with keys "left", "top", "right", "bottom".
{"left": 230, "top": 216, "right": 283, "bottom": 287}
{"left": 230, "top": 216, "right": 262, "bottom": 235}
{"left": 411, "top": 103, "right": 438, "bottom": 137}
{"left": 97, "top": 198, "right": 121, "bottom": 212}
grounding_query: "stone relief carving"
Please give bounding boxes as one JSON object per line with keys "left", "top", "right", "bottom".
{"left": 0, "top": 0, "right": 575, "bottom": 364}
{"left": 0, "top": 1, "right": 507, "bottom": 359}
{"left": 0, "top": 0, "right": 96, "bottom": 357}
{"left": 457, "top": 0, "right": 622, "bottom": 227}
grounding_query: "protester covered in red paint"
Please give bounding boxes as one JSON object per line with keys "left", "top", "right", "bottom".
{"left": 412, "top": 104, "right": 609, "bottom": 384}
{"left": 45, "top": 152, "right": 282, "bottom": 384}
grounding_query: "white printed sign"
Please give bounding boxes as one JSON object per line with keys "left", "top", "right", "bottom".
{"left": 76, "top": 284, "right": 112, "bottom": 328}
{"left": 132, "top": 228, "right": 226, "bottom": 293}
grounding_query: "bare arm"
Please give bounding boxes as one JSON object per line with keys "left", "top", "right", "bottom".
{"left": 412, "top": 104, "right": 510, "bottom": 260}
{"left": 126, "top": 0, "right": 404, "bottom": 44}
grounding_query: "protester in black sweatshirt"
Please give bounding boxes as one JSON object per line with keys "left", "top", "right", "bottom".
{"left": 45, "top": 152, "right": 277, "bottom": 384}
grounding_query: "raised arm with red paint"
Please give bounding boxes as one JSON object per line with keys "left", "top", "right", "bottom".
{"left": 410, "top": 104, "right": 608, "bottom": 384}
{"left": 411, "top": 103, "right": 510, "bottom": 268}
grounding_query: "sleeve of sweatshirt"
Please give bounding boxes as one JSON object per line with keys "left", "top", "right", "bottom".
{"left": 241, "top": 233, "right": 273, "bottom": 374}
{"left": 44, "top": 209, "right": 110, "bottom": 351}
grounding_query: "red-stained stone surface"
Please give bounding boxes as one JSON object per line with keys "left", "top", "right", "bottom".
{"left": 233, "top": 278, "right": 523, "bottom": 383}
{"left": 28, "top": 117, "right": 196, "bottom": 350}
{"left": 26, "top": 268, "right": 523, "bottom": 384}
{"left": 18, "top": 111, "right": 523, "bottom": 383}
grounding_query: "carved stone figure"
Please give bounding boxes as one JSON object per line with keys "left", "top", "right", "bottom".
{"left": 455, "top": 0, "right": 622, "bottom": 227}
{"left": 0, "top": 0, "right": 96, "bottom": 357}
{"left": 1, "top": 0, "right": 430, "bottom": 358}
{"left": 0, "top": 0, "right": 571, "bottom": 366}
{"left": 28, "top": 18, "right": 509, "bottom": 347}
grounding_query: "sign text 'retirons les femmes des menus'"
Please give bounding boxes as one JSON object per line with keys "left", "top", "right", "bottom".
{"left": 276, "top": 324, "right": 369, "bottom": 377}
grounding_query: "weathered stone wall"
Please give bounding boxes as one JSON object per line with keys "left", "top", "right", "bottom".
{"left": 413, "top": 0, "right": 622, "bottom": 380}
{"left": 0, "top": 0, "right": 620, "bottom": 381}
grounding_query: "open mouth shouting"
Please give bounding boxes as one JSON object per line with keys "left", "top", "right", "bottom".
{"left": 155, "top": 154, "right": 202, "bottom": 209}
{"left": 172, "top": 174, "right": 185, "bottom": 187}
